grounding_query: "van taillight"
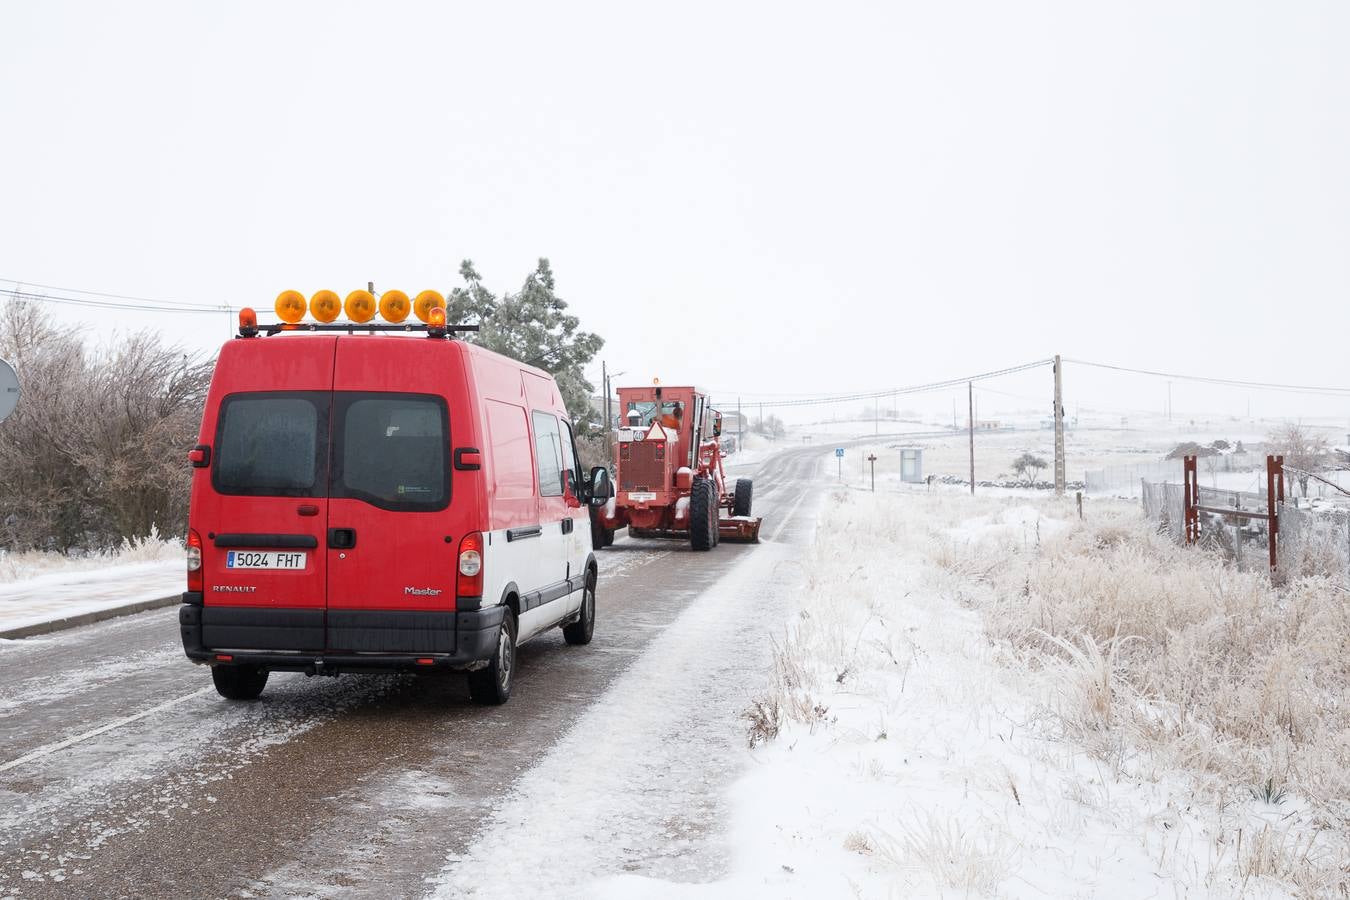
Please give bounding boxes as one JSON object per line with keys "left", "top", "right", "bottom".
{"left": 457, "top": 531, "right": 484, "bottom": 604}
{"left": 186, "top": 529, "right": 203, "bottom": 592}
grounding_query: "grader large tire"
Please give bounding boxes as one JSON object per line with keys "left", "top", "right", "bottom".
{"left": 733, "top": 478, "right": 753, "bottom": 517}
{"left": 690, "top": 477, "right": 716, "bottom": 551}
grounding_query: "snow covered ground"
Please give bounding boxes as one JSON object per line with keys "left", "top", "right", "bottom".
{"left": 593, "top": 489, "right": 1345, "bottom": 897}
{"left": 0, "top": 536, "right": 182, "bottom": 634}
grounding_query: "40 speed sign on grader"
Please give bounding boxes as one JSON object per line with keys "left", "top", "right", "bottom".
{"left": 591, "top": 382, "right": 761, "bottom": 551}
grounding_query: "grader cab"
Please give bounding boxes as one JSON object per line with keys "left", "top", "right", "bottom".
{"left": 591, "top": 383, "right": 761, "bottom": 550}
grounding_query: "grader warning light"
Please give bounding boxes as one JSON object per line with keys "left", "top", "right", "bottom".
{"left": 310, "top": 290, "right": 341, "bottom": 323}
{"left": 413, "top": 290, "right": 446, "bottom": 323}
{"left": 379, "top": 290, "right": 411, "bottom": 323}
{"left": 238, "top": 307, "right": 258, "bottom": 335}
{"left": 275, "top": 290, "right": 306, "bottom": 324}
{"left": 344, "top": 289, "right": 377, "bottom": 323}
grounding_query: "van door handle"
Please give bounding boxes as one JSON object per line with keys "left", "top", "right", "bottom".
{"left": 327, "top": 528, "right": 357, "bottom": 549}
{"left": 561, "top": 518, "right": 574, "bottom": 535}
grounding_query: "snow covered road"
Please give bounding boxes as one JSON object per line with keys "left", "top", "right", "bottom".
{"left": 0, "top": 446, "right": 828, "bottom": 899}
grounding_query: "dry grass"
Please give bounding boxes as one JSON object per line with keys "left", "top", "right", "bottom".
{"left": 915, "top": 491, "right": 1350, "bottom": 895}
{"left": 0, "top": 525, "right": 181, "bottom": 583}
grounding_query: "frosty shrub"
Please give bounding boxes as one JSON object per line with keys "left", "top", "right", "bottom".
{"left": 0, "top": 301, "right": 212, "bottom": 551}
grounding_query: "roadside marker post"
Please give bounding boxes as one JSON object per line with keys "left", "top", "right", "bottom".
{"left": 867, "top": 453, "right": 877, "bottom": 491}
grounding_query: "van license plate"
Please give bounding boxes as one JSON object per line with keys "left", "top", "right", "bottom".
{"left": 226, "top": 551, "right": 307, "bottom": 570}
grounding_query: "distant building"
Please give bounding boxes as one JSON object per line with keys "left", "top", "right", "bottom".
{"left": 718, "top": 409, "right": 746, "bottom": 434}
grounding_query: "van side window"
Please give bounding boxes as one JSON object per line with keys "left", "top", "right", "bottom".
{"left": 560, "top": 419, "right": 579, "bottom": 495}
{"left": 485, "top": 400, "right": 534, "bottom": 499}
{"left": 531, "top": 411, "right": 564, "bottom": 498}
{"left": 333, "top": 393, "right": 449, "bottom": 512}
{"left": 214, "top": 392, "right": 328, "bottom": 497}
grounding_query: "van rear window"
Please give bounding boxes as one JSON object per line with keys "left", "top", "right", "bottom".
{"left": 214, "top": 393, "right": 327, "bottom": 497}
{"left": 333, "top": 394, "right": 449, "bottom": 511}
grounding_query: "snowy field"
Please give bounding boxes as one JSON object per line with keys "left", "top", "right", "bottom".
{"left": 605, "top": 488, "right": 1348, "bottom": 898}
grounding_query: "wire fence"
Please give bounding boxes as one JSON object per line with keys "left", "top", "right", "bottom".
{"left": 1141, "top": 479, "right": 1350, "bottom": 579}
{"left": 1088, "top": 453, "right": 1261, "bottom": 497}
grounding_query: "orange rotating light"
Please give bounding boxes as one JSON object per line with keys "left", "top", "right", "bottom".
{"left": 379, "top": 289, "right": 411, "bottom": 323}
{"left": 412, "top": 290, "right": 446, "bottom": 324}
{"left": 344, "top": 289, "right": 377, "bottom": 323}
{"left": 310, "top": 290, "right": 341, "bottom": 323}
{"left": 275, "top": 290, "right": 306, "bottom": 324}
{"left": 427, "top": 306, "right": 447, "bottom": 327}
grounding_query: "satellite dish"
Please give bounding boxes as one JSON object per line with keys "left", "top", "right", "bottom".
{"left": 0, "top": 358, "right": 19, "bottom": 424}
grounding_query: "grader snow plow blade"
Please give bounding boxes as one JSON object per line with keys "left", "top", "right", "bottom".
{"left": 718, "top": 515, "right": 762, "bottom": 543}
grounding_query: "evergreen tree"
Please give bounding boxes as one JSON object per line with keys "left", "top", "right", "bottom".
{"left": 448, "top": 258, "right": 604, "bottom": 427}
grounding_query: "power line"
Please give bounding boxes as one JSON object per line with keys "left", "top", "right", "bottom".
{"left": 730, "top": 359, "right": 1055, "bottom": 408}
{"left": 0, "top": 277, "right": 228, "bottom": 311}
{"left": 3, "top": 287, "right": 232, "bottom": 316}
{"left": 1066, "top": 358, "right": 1350, "bottom": 398}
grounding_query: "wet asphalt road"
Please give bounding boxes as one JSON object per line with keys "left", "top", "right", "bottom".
{"left": 0, "top": 446, "right": 828, "bottom": 899}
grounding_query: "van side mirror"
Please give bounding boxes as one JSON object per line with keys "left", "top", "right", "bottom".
{"left": 588, "top": 466, "right": 614, "bottom": 506}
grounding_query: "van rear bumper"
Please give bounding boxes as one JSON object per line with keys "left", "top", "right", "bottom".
{"left": 179, "top": 601, "right": 504, "bottom": 672}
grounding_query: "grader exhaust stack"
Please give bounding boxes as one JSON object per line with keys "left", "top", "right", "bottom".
{"left": 591, "top": 383, "right": 762, "bottom": 550}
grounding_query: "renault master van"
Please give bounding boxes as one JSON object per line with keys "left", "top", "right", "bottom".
{"left": 179, "top": 303, "right": 613, "bottom": 705}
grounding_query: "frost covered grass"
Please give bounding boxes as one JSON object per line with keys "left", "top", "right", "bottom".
{"left": 0, "top": 526, "right": 181, "bottom": 584}
{"left": 730, "top": 488, "right": 1349, "bottom": 897}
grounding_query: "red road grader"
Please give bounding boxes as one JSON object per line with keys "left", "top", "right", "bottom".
{"left": 591, "top": 383, "right": 761, "bottom": 550}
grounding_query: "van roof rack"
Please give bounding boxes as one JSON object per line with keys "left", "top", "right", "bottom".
{"left": 239, "top": 322, "right": 480, "bottom": 339}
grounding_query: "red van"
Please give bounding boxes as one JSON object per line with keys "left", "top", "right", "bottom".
{"left": 178, "top": 313, "right": 613, "bottom": 705}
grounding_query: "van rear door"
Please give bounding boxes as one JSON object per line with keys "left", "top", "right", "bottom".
{"left": 197, "top": 337, "right": 337, "bottom": 650}
{"left": 325, "top": 339, "right": 460, "bottom": 642}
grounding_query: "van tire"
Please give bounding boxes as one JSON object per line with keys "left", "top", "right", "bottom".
{"left": 733, "top": 478, "right": 753, "bottom": 517}
{"left": 212, "top": 665, "right": 268, "bottom": 701}
{"left": 563, "top": 569, "right": 596, "bottom": 645}
{"left": 690, "top": 477, "right": 715, "bottom": 551}
{"left": 469, "top": 610, "right": 517, "bottom": 705}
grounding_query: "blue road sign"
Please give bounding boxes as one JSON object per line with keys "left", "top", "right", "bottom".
{"left": 835, "top": 448, "right": 845, "bottom": 458}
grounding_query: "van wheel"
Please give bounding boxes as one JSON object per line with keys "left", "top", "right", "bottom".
{"left": 690, "top": 477, "right": 715, "bottom": 551}
{"left": 469, "top": 610, "right": 517, "bottom": 705}
{"left": 563, "top": 569, "right": 596, "bottom": 645}
{"left": 212, "top": 665, "right": 268, "bottom": 701}
{"left": 733, "top": 478, "right": 753, "bottom": 517}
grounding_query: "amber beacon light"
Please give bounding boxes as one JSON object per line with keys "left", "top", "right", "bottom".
{"left": 274, "top": 290, "right": 306, "bottom": 324}
{"left": 344, "top": 289, "right": 377, "bottom": 323}
{"left": 310, "top": 290, "right": 342, "bottom": 323}
{"left": 379, "top": 289, "right": 411, "bottom": 323}
{"left": 413, "top": 290, "right": 446, "bottom": 323}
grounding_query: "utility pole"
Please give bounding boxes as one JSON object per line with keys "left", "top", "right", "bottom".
{"left": 737, "top": 396, "right": 743, "bottom": 451}
{"left": 602, "top": 360, "right": 608, "bottom": 436}
{"left": 1053, "top": 354, "right": 1065, "bottom": 496}
{"left": 968, "top": 381, "right": 975, "bottom": 495}
{"left": 1167, "top": 381, "right": 1173, "bottom": 421}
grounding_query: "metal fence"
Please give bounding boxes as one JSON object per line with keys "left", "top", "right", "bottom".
{"left": 1142, "top": 479, "right": 1350, "bottom": 578}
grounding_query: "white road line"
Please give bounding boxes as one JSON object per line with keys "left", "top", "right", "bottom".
{"left": 765, "top": 484, "right": 812, "bottom": 542}
{"left": 0, "top": 686, "right": 215, "bottom": 775}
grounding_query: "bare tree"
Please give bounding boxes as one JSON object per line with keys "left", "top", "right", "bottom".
{"left": 1011, "top": 452, "right": 1047, "bottom": 483}
{"left": 0, "top": 302, "right": 213, "bottom": 551}
{"left": 1267, "top": 422, "right": 1329, "bottom": 498}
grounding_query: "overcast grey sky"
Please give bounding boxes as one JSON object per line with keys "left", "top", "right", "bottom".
{"left": 2, "top": 1, "right": 1346, "bottom": 422}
